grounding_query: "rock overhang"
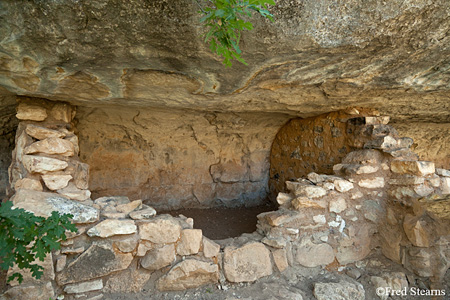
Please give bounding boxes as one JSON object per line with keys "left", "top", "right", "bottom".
{"left": 0, "top": 0, "right": 449, "bottom": 122}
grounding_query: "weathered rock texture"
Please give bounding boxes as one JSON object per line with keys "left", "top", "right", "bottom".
{"left": 77, "top": 106, "right": 287, "bottom": 208}
{"left": 0, "top": 0, "right": 449, "bottom": 127}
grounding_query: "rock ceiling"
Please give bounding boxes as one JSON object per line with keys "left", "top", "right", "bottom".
{"left": 0, "top": 0, "right": 449, "bottom": 121}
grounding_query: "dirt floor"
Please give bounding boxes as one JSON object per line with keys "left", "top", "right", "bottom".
{"left": 160, "top": 204, "right": 277, "bottom": 240}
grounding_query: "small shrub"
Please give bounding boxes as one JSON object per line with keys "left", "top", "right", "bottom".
{"left": 0, "top": 201, "right": 77, "bottom": 284}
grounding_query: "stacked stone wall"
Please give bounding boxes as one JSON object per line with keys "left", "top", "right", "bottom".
{"left": 1, "top": 99, "right": 449, "bottom": 299}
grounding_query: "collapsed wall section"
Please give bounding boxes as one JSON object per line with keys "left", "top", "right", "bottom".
{"left": 76, "top": 106, "right": 288, "bottom": 209}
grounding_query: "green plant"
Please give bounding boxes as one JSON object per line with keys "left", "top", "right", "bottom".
{"left": 0, "top": 201, "right": 77, "bottom": 284}
{"left": 197, "top": 0, "right": 275, "bottom": 66}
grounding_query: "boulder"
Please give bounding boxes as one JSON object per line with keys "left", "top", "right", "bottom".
{"left": 22, "top": 155, "right": 68, "bottom": 174}
{"left": 57, "top": 242, "right": 133, "bottom": 285}
{"left": 87, "top": 219, "right": 137, "bottom": 238}
{"left": 223, "top": 242, "right": 272, "bottom": 282}
{"left": 24, "top": 137, "right": 75, "bottom": 156}
{"left": 157, "top": 259, "right": 219, "bottom": 291}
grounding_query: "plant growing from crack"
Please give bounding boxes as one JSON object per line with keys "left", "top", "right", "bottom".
{"left": 196, "top": 0, "right": 275, "bottom": 66}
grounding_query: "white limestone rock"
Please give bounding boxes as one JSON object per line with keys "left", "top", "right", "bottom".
{"left": 87, "top": 219, "right": 137, "bottom": 238}
{"left": 24, "top": 137, "right": 75, "bottom": 156}
{"left": 176, "top": 229, "right": 202, "bottom": 256}
{"left": 64, "top": 279, "right": 103, "bottom": 294}
{"left": 26, "top": 124, "right": 65, "bottom": 140}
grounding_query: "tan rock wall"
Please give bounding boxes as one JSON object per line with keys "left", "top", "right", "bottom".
{"left": 76, "top": 106, "right": 288, "bottom": 209}
{"left": 0, "top": 100, "right": 18, "bottom": 199}
{"left": 394, "top": 122, "right": 450, "bottom": 169}
{"left": 269, "top": 108, "right": 381, "bottom": 198}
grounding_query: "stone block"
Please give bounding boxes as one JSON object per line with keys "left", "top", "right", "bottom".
{"left": 2, "top": 281, "right": 54, "bottom": 300}
{"left": 11, "top": 189, "right": 99, "bottom": 223}
{"left": 329, "top": 197, "right": 347, "bottom": 213}
{"left": 64, "top": 279, "right": 103, "bottom": 294}
{"left": 276, "top": 192, "right": 293, "bottom": 206}
{"left": 129, "top": 207, "right": 157, "bottom": 220}
{"left": 22, "top": 155, "right": 68, "bottom": 174}
{"left": 116, "top": 199, "right": 142, "bottom": 214}
{"left": 104, "top": 269, "right": 150, "bottom": 293}
{"left": 295, "top": 240, "right": 335, "bottom": 268}
{"left": 342, "top": 149, "right": 383, "bottom": 165}
{"left": 176, "top": 229, "right": 202, "bottom": 256}
{"left": 24, "top": 137, "right": 75, "bottom": 156}
{"left": 202, "top": 237, "right": 220, "bottom": 258}
{"left": 292, "top": 196, "right": 327, "bottom": 210}
{"left": 7, "top": 253, "right": 55, "bottom": 287}
{"left": 314, "top": 280, "right": 365, "bottom": 300}
{"left": 57, "top": 243, "right": 133, "bottom": 285}
{"left": 26, "top": 124, "right": 65, "bottom": 140}
{"left": 391, "top": 160, "right": 435, "bottom": 176}
{"left": 73, "top": 162, "right": 89, "bottom": 190}
{"left": 436, "top": 168, "right": 450, "bottom": 177}
{"left": 389, "top": 175, "right": 425, "bottom": 185}
{"left": 51, "top": 103, "right": 74, "bottom": 122}
{"left": 87, "top": 219, "right": 137, "bottom": 238}
{"left": 14, "top": 178, "right": 43, "bottom": 191}
{"left": 403, "top": 214, "right": 430, "bottom": 247}
{"left": 413, "top": 184, "right": 434, "bottom": 197}
{"left": 223, "top": 242, "right": 272, "bottom": 282}
{"left": 56, "top": 255, "right": 67, "bottom": 272}
{"left": 358, "top": 177, "right": 385, "bottom": 189}
{"left": 157, "top": 259, "right": 219, "bottom": 291}
{"left": 336, "top": 225, "right": 371, "bottom": 265}
{"left": 441, "top": 177, "right": 450, "bottom": 194}
{"left": 272, "top": 248, "right": 289, "bottom": 272}
{"left": 262, "top": 237, "right": 287, "bottom": 249}
{"left": 139, "top": 216, "right": 181, "bottom": 244}
{"left": 365, "top": 116, "right": 389, "bottom": 125}
{"left": 41, "top": 174, "right": 72, "bottom": 190}
{"left": 16, "top": 103, "right": 47, "bottom": 121}
{"left": 333, "top": 179, "right": 354, "bottom": 192}
{"left": 364, "top": 135, "right": 398, "bottom": 150}
{"left": 115, "top": 237, "right": 139, "bottom": 253}
{"left": 57, "top": 182, "right": 91, "bottom": 201}
{"left": 136, "top": 240, "right": 154, "bottom": 257}
{"left": 141, "top": 244, "right": 176, "bottom": 271}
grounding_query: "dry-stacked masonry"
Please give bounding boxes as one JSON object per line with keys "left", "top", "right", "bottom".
{"left": 2, "top": 99, "right": 449, "bottom": 300}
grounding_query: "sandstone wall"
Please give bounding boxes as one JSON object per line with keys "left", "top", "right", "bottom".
{"left": 394, "top": 122, "right": 450, "bottom": 170}
{"left": 0, "top": 98, "right": 18, "bottom": 199}
{"left": 76, "top": 106, "right": 288, "bottom": 209}
{"left": 269, "top": 108, "right": 385, "bottom": 198}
